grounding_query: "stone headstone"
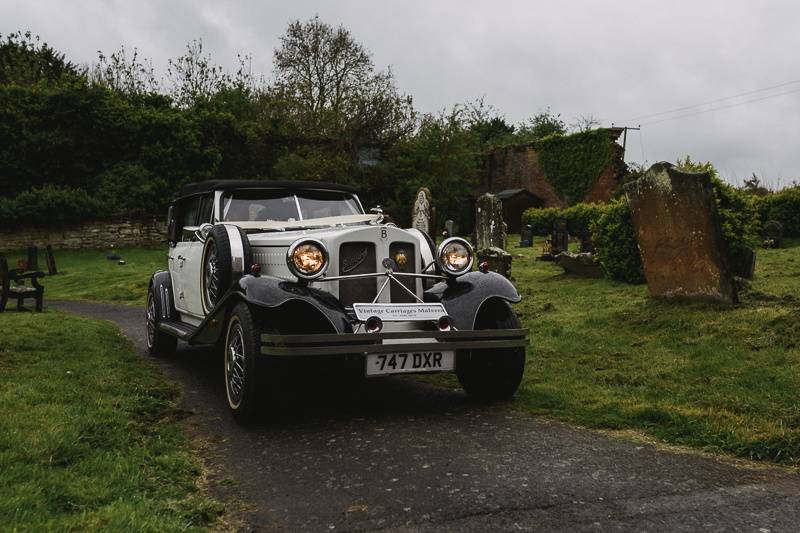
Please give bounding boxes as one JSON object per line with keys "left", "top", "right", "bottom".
{"left": 26, "top": 246, "right": 38, "bottom": 271}
{"left": 555, "top": 252, "right": 604, "bottom": 278}
{"left": 411, "top": 187, "right": 433, "bottom": 236}
{"left": 45, "top": 244, "right": 58, "bottom": 275}
{"left": 475, "top": 194, "right": 512, "bottom": 278}
{"left": 444, "top": 219, "right": 455, "bottom": 238}
{"left": 627, "top": 162, "right": 737, "bottom": 304}
{"left": 579, "top": 229, "right": 595, "bottom": 254}
{"left": 761, "top": 220, "right": 783, "bottom": 248}
{"left": 551, "top": 218, "right": 569, "bottom": 255}
{"left": 519, "top": 224, "right": 534, "bottom": 247}
{"left": 730, "top": 248, "right": 756, "bottom": 279}
{"left": 475, "top": 193, "right": 507, "bottom": 251}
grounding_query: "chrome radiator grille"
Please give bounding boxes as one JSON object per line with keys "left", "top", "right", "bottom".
{"left": 339, "top": 242, "right": 377, "bottom": 307}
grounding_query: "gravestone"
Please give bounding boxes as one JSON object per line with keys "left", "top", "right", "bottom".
{"left": 444, "top": 219, "right": 454, "bottom": 238}
{"left": 579, "top": 229, "right": 595, "bottom": 254}
{"left": 627, "top": 162, "right": 737, "bottom": 304}
{"left": 555, "top": 252, "right": 604, "bottom": 278}
{"left": 551, "top": 219, "right": 569, "bottom": 255}
{"left": 761, "top": 220, "right": 783, "bottom": 248}
{"left": 475, "top": 193, "right": 512, "bottom": 278}
{"left": 27, "top": 246, "right": 38, "bottom": 271}
{"left": 411, "top": 187, "right": 433, "bottom": 236}
{"left": 519, "top": 224, "right": 534, "bottom": 248}
{"left": 45, "top": 244, "right": 58, "bottom": 275}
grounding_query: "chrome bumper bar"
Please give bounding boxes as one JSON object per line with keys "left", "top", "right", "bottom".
{"left": 260, "top": 328, "right": 528, "bottom": 357}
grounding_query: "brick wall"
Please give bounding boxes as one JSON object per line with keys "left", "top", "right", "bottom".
{"left": 0, "top": 218, "right": 167, "bottom": 250}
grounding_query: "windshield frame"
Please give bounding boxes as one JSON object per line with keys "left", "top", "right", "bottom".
{"left": 217, "top": 188, "right": 364, "bottom": 223}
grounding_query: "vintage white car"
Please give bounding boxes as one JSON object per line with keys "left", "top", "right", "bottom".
{"left": 147, "top": 180, "right": 528, "bottom": 423}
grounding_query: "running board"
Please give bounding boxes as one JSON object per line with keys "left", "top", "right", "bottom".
{"left": 158, "top": 320, "right": 199, "bottom": 341}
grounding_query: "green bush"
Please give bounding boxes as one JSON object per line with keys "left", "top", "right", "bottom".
{"left": 93, "top": 163, "right": 168, "bottom": 217}
{"left": 753, "top": 186, "right": 800, "bottom": 237}
{"left": 2, "top": 185, "right": 101, "bottom": 227}
{"left": 521, "top": 203, "right": 605, "bottom": 236}
{"left": 590, "top": 198, "right": 644, "bottom": 283}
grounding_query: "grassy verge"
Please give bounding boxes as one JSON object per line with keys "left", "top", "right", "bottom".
{"left": 504, "top": 236, "right": 800, "bottom": 464}
{"left": 2, "top": 247, "right": 165, "bottom": 306}
{"left": 0, "top": 311, "right": 221, "bottom": 530}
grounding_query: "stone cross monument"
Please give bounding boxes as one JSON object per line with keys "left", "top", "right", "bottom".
{"left": 411, "top": 187, "right": 433, "bottom": 236}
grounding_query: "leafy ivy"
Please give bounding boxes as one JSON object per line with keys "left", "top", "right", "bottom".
{"left": 533, "top": 129, "right": 615, "bottom": 204}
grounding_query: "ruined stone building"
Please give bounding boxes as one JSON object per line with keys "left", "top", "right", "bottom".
{"left": 472, "top": 127, "right": 626, "bottom": 232}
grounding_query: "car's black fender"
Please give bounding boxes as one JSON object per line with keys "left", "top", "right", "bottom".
{"left": 424, "top": 271, "right": 522, "bottom": 330}
{"left": 149, "top": 270, "right": 176, "bottom": 321}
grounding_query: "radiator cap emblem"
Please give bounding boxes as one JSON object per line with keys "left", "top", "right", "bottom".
{"left": 382, "top": 258, "right": 397, "bottom": 271}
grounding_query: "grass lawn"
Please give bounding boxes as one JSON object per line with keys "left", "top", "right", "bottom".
{"left": 0, "top": 311, "right": 221, "bottom": 530}
{"left": 505, "top": 236, "right": 800, "bottom": 465}
{"left": 5, "top": 239, "right": 799, "bottom": 466}
{"left": 2, "top": 247, "right": 166, "bottom": 306}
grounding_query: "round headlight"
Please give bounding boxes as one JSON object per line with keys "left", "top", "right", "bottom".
{"left": 287, "top": 239, "right": 329, "bottom": 280}
{"left": 436, "top": 237, "right": 473, "bottom": 276}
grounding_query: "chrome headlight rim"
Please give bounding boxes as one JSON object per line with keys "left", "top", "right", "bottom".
{"left": 286, "top": 238, "right": 330, "bottom": 281}
{"left": 436, "top": 237, "right": 474, "bottom": 277}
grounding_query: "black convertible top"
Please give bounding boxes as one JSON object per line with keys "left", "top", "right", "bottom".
{"left": 173, "top": 180, "right": 358, "bottom": 200}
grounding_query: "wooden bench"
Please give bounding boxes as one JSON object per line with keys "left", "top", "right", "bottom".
{"left": 0, "top": 254, "right": 45, "bottom": 312}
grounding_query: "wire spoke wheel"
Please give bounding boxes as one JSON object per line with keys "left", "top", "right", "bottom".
{"left": 146, "top": 293, "right": 156, "bottom": 347}
{"left": 225, "top": 319, "right": 247, "bottom": 408}
{"left": 203, "top": 242, "right": 219, "bottom": 309}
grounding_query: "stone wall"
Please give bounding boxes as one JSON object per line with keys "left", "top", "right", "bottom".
{"left": 0, "top": 218, "right": 167, "bottom": 250}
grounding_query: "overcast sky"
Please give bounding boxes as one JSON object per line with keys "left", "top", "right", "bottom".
{"left": 3, "top": 0, "right": 798, "bottom": 187}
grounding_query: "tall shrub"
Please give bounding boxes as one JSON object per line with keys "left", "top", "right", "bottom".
{"left": 590, "top": 198, "right": 644, "bottom": 283}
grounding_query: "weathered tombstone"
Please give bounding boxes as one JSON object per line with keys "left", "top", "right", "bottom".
{"left": 627, "top": 162, "right": 737, "bottom": 304}
{"left": 761, "top": 220, "right": 783, "bottom": 248}
{"left": 555, "top": 252, "right": 604, "bottom": 278}
{"left": 411, "top": 187, "right": 433, "bottom": 236}
{"left": 444, "top": 219, "right": 455, "bottom": 238}
{"left": 519, "top": 224, "right": 534, "bottom": 247}
{"left": 45, "top": 244, "right": 58, "bottom": 275}
{"left": 26, "top": 246, "right": 38, "bottom": 271}
{"left": 579, "top": 229, "right": 595, "bottom": 254}
{"left": 551, "top": 218, "right": 569, "bottom": 255}
{"left": 475, "top": 193, "right": 512, "bottom": 277}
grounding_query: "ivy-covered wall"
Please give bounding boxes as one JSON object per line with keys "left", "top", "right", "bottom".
{"left": 480, "top": 128, "right": 624, "bottom": 207}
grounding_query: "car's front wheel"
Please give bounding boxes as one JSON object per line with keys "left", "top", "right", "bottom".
{"left": 456, "top": 299, "right": 526, "bottom": 401}
{"left": 224, "top": 302, "right": 263, "bottom": 424}
{"left": 146, "top": 288, "right": 177, "bottom": 357}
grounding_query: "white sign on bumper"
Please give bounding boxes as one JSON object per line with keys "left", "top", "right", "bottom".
{"left": 353, "top": 303, "right": 447, "bottom": 322}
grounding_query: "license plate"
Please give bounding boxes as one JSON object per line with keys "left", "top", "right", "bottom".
{"left": 365, "top": 350, "right": 455, "bottom": 376}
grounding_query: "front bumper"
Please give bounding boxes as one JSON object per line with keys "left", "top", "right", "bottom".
{"left": 260, "top": 328, "right": 528, "bottom": 357}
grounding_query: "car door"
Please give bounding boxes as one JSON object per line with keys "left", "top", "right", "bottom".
{"left": 179, "top": 194, "right": 215, "bottom": 317}
{"left": 169, "top": 195, "right": 202, "bottom": 318}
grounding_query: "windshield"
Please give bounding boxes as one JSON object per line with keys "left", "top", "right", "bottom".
{"left": 221, "top": 189, "right": 362, "bottom": 222}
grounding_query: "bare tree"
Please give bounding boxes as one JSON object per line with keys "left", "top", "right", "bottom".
{"left": 90, "top": 45, "right": 160, "bottom": 95}
{"left": 570, "top": 113, "right": 601, "bottom": 133}
{"left": 167, "top": 39, "right": 229, "bottom": 107}
{"left": 273, "top": 16, "right": 414, "bottom": 147}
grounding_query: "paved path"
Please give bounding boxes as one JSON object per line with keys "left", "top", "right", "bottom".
{"left": 53, "top": 301, "right": 800, "bottom": 532}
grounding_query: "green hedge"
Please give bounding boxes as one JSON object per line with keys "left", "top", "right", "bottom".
{"left": 753, "top": 186, "right": 800, "bottom": 237}
{"left": 590, "top": 199, "right": 644, "bottom": 283}
{"left": 522, "top": 203, "right": 605, "bottom": 236}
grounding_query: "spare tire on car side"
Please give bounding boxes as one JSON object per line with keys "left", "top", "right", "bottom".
{"left": 201, "top": 224, "right": 252, "bottom": 314}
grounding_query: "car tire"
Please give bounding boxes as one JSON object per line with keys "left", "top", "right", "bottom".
{"left": 146, "top": 287, "right": 177, "bottom": 357}
{"left": 201, "top": 225, "right": 252, "bottom": 314}
{"left": 456, "top": 299, "right": 525, "bottom": 401}
{"left": 224, "top": 302, "right": 265, "bottom": 424}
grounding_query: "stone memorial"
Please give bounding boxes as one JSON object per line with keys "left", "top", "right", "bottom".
{"left": 26, "top": 246, "right": 38, "bottom": 271}
{"left": 627, "top": 162, "right": 737, "bottom": 304}
{"left": 444, "top": 219, "right": 454, "bottom": 239}
{"left": 411, "top": 187, "right": 433, "bottom": 236}
{"left": 475, "top": 193, "right": 512, "bottom": 278}
{"left": 555, "top": 252, "right": 604, "bottom": 278}
{"left": 761, "top": 220, "right": 783, "bottom": 249}
{"left": 519, "top": 224, "right": 534, "bottom": 247}
{"left": 551, "top": 218, "right": 569, "bottom": 255}
{"left": 45, "top": 244, "right": 58, "bottom": 275}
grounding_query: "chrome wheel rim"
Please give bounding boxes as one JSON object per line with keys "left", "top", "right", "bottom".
{"left": 146, "top": 293, "right": 156, "bottom": 347}
{"left": 203, "top": 242, "right": 219, "bottom": 310}
{"left": 225, "top": 319, "right": 246, "bottom": 408}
